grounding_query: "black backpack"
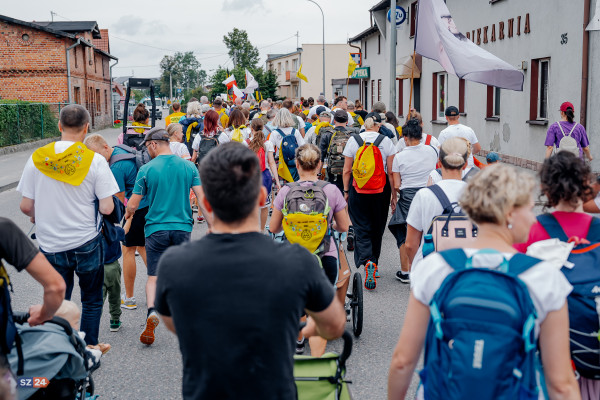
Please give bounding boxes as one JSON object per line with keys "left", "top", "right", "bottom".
{"left": 109, "top": 144, "right": 151, "bottom": 170}
{"left": 196, "top": 134, "right": 219, "bottom": 164}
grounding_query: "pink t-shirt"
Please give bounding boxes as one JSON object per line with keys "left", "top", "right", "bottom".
{"left": 514, "top": 211, "right": 593, "bottom": 253}
{"left": 273, "top": 180, "right": 347, "bottom": 258}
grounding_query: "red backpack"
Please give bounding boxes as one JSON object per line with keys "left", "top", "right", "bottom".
{"left": 247, "top": 139, "right": 267, "bottom": 171}
{"left": 351, "top": 134, "right": 387, "bottom": 194}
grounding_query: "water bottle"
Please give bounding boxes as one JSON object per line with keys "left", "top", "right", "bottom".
{"left": 422, "top": 234, "right": 435, "bottom": 258}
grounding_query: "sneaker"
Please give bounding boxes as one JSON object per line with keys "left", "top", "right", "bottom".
{"left": 296, "top": 337, "right": 306, "bottom": 354}
{"left": 395, "top": 270, "right": 410, "bottom": 284}
{"left": 375, "top": 267, "right": 381, "bottom": 279}
{"left": 192, "top": 205, "right": 198, "bottom": 213}
{"left": 140, "top": 311, "right": 160, "bottom": 345}
{"left": 197, "top": 216, "right": 206, "bottom": 223}
{"left": 110, "top": 320, "right": 122, "bottom": 332}
{"left": 344, "top": 300, "right": 351, "bottom": 322}
{"left": 121, "top": 295, "right": 137, "bottom": 310}
{"left": 364, "top": 262, "right": 377, "bottom": 290}
{"left": 347, "top": 227, "right": 355, "bottom": 251}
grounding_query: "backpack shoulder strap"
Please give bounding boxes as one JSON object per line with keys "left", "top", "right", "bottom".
{"left": 275, "top": 128, "right": 285, "bottom": 137}
{"left": 556, "top": 121, "right": 566, "bottom": 136}
{"left": 373, "top": 134, "right": 386, "bottom": 147}
{"left": 438, "top": 249, "right": 468, "bottom": 271}
{"left": 313, "top": 180, "right": 329, "bottom": 189}
{"left": 568, "top": 122, "right": 578, "bottom": 136}
{"left": 536, "top": 213, "right": 569, "bottom": 242}
{"left": 428, "top": 185, "right": 453, "bottom": 212}
{"left": 587, "top": 217, "right": 600, "bottom": 241}
{"left": 507, "top": 253, "right": 543, "bottom": 276}
{"left": 425, "top": 134, "right": 432, "bottom": 146}
{"left": 114, "top": 144, "right": 134, "bottom": 153}
{"left": 352, "top": 134, "right": 364, "bottom": 147}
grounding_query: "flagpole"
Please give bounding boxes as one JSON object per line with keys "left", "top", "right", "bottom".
{"left": 408, "top": 0, "right": 420, "bottom": 118}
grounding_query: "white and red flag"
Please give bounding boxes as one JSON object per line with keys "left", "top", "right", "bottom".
{"left": 222, "top": 75, "right": 237, "bottom": 90}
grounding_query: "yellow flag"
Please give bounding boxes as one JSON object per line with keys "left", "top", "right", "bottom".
{"left": 278, "top": 146, "right": 295, "bottom": 183}
{"left": 348, "top": 54, "right": 358, "bottom": 77}
{"left": 296, "top": 64, "right": 308, "bottom": 83}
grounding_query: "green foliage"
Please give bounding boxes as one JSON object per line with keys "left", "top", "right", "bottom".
{"left": 158, "top": 52, "right": 207, "bottom": 99}
{"left": 131, "top": 89, "right": 148, "bottom": 103}
{"left": 0, "top": 100, "right": 62, "bottom": 147}
{"left": 223, "top": 28, "right": 259, "bottom": 70}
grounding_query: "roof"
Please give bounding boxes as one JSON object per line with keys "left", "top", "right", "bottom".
{"left": 266, "top": 49, "right": 301, "bottom": 62}
{"left": 113, "top": 76, "right": 132, "bottom": 85}
{"left": 348, "top": 25, "right": 379, "bottom": 43}
{"left": 32, "top": 21, "right": 101, "bottom": 38}
{"left": 369, "top": 0, "right": 390, "bottom": 12}
{"left": 93, "top": 29, "right": 110, "bottom": 53}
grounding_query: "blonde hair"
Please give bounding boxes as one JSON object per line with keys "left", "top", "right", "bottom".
{"left": 439, "top": 137, "right": 469, "bottom": 170}
{"left": 460, "top": 164, "right": 535, "bottom": 225}
{"left": 409, "top": 110, "right": 423, "bottom": 124}
{"left": 363, "top": 117, "right": 380, "bottom": 131}
{"left": 273, "top": 108, "right": 296, "bottom": 128}
{"left": 55, "top": 300, "right": 81, "bottom": 330}
{"left": 295, "top": 144, "right": 321, "bottom": 171}
{"left": 186, "top": 101, "right": 202, "bottom": 117}
{"left": 83, "top": 133, "right": 107, "bottom": 151}
{"left": 167, "top": 123, "right": 182, "bottom": 138}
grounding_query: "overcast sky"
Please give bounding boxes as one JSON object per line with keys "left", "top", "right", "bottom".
{"left": 4, "top": 0, "right": 375, "bottom": 79}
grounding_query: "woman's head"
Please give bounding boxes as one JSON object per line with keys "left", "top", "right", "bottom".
{"left": 167, "top": 123, "right": 183, "bottom": 142}
{"left": 560, "top": 101, "right": 575, "bottom": 123}
{"left": 203, "top": 110, "right": 219, "bottom": 133}
{"left": 540, "top": 151, "right": 592, "bottom": 209}
{"left": 402, "top": 118, "right": 423, "bottom": 141}
{"left": 460, "top": 164, "right": 536, "bottom": 243}
{"left": 133, "top": 103, "right": 149, "bottom": 123}
{"left": 363, "top": 112, "right": 382, "bottom": 131}
{"left": 228, "top": 109, "right": 246, "bottom": 129}
{"left": 295, "top": 144, "right": 321, "bottom": 172}
{"left": 385, "top": 111, "right": 399, "bottom": 128}
{"left": 273, "top": 108, "right": 296, "bottom": 128}
{"left": 186, "top": 101, "right": 201, "bottom": 117}
{"left": 355, "top": 100, "right": 363, "bottom": 110}
{"left": 248, "top": 119, "right": 266, "bottom": 153}
{"left": 409, "top": 109, "right": 423, "bottom": 126}
{"left": 439, "top": 137, "right": 469, "bottom": 170}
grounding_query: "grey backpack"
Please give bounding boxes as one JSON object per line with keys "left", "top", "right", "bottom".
{"left": 110, "top": 144, "right": 151, "bottom": 169}
{"left": 557, "top": 122, "right": 580, "bottom": 156}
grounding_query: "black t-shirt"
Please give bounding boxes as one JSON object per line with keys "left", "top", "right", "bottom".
{"left": 154, "top": 232, "right": 334, "bottom": 400}
{"left": 355, "top": 109, "right": 368, "bottom": 120}
{"left": 0, "top": 217, "right": 38, "bottom": 272}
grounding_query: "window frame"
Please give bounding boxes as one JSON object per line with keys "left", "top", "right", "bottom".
{"left": 528, "top": 58, "right": 550, "bottom": 124}
{"left": 377, "top": 79, "right": 382, "bottom": 101}
{"left": 436, "top": 72, "right": 448, "bottom": 119}
{"left": 371, "top": 80, "right": 375, "bottom": 109}
{"left": 458, "top": 79, "right": 466, "bottom": 114}
{"left": 538, "top": 59, "right": 550, "bottom": 120}
{"left": 410, "top": 2, "right": 418, "bottom": 38}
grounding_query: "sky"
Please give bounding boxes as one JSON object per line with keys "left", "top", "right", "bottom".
{"left": 3, "top": 0, "right": 375, "bottom": 79}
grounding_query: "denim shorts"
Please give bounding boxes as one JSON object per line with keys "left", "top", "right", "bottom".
{"left": 145, "top": 230, "right": 191, "bottom": 276}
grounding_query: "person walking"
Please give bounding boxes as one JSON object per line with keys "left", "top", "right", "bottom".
{"left": 119, "top": 104, "right": 150, "bottom": 145}
{"left": 220, "top": 109, "right": 250, "bottom": 144}
{"left": 154, "top": 143, "right": 345, "bottom": 400}
{"left": 395, "top": 110, "right": 440, "bottom": 153}
{"left": 389, "top": 119, "right": 439, "bottom": 283}
{"left": 167, "top": 123, "right": 191, "bottom": 160}
{"left": 544, "top": 101, "right": 593, "bottom": 161}
{"left": 17, "top": 105, "right": 119, "bottom": 346}
{"left": 165, "top": 102, "right": 186, "bottom": 127}
{"left": 124, "top": 128, "right": 203, "bottom": 346}
{"left": 438, "top": 106, "right": 481, "bottom": 168}
{"left": 342, "top": 112, "right": 397, "bottom": 290}
{"left": 270, "top": 109, "right": 306, "bottom": 183}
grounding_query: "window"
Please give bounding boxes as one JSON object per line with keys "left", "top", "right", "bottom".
{"left": 285, "top": 60, "right": 289, "bottom": 72}
{"left": 398, "top": 79, "right": 404, "bottom": 116}
{"left": 292, "top": 58, "right": 298, "bottom": 71}
{"left": 529, "top": 58, "right": 550, "bottom": 122}
{"left": 410, "top": 2, "right": 418, "bottom": 38}
{"left": 95, "top": 89, "right": 101, "bottom": 113}
{"left": 94, "top": 55, "right": 97, "bottom": 73}
{"left": 378, "top": 34, "right": 381, "bottom": 54}
{"left": 364, "top": 40, "right": 367, "bottom": 60}
{"left": 102, "top": 60, "right": 105, "bottom": 77}
{"left": 371, "top": 80, "right": 375, "bottom": 108}
{"left": 278, "top": 62, "right": 281, "bottom": 74}
{"left": 486, "top": 86, "right": 501, "bottom": 119}
{"left": 458, "top": 79, "right": 466, "bottom": 113}
{"left": 433, "top": 72, "right": 447, "bottom": 119}
{"left": 104, "top": 90, "right": 108, "bottom": 112}
{"left": 74, "top": 87, "right": 81, "bottom": 104}
{"left": 293, "top": 85, "right": 299, "bottom": 98}
{"left": 377, "top": 79, "right": 382, "bottom": 101}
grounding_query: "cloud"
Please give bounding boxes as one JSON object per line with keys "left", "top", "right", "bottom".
{"left": 222, "top": 0, "right": 264, "bottom": 12}
{"left": 111, "top": 15, "right": 144, "bottom": 35}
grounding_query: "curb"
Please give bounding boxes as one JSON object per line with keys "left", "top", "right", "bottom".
{"left": 0, "top": 137, "right": 60, "bottom": 156}
{"left": 0, "top": 182, "right": 18, "bottom": 194}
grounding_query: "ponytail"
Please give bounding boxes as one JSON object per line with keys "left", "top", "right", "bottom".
{"left": 565, "top": 108, "right": 575, "bottom": 123}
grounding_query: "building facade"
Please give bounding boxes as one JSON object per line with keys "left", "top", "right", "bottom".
{"left": 0, "top": 15, "right": 117, "bottom": 130}
{"left": 266, "top": 43, "right": 355, "bottom": 101}
{"left": 350, "top": 0, "right": 600, "bottom": 171}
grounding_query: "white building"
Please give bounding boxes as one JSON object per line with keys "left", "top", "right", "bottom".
{"left": 266, "top": 44, "right": 355, "bottom": 101}
{"left": 350, "top": 0, "right": 600, "bottom": 170}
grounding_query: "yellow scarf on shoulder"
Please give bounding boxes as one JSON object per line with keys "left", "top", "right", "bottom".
{"left": 32, "top": 142, "right": 94, "bottom": 186}
{"left": 314, "top": 121, "right": 332, "bottom": 136}
{"left": 132, "top": 121, "right": 149, "bottom": 134}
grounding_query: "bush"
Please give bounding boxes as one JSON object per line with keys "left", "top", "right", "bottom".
{"left": 0, "top": 100, "right": 62, "bottom": 147}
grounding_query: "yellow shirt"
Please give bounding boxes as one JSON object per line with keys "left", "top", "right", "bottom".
{"left": 166, "top": 112, "right": 186, "bottom": 127}
{"left": 216, "top": 109, "right": 229, "bottom": 128}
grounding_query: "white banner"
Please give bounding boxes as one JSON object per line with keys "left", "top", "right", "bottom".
{"left": 243, "top": 69, "right": 259, "bottom": 94}
{"left": 416, "top": 0, "right": 524, "bottom": 91}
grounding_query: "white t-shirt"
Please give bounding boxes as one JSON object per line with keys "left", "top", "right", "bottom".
{"left": 392, "top": 144, "right": 439, "bottom": 190}
{"left": 219, "top": 127, "right": 251, "bottom": 144}
{"left": 169, "top": 142, "right": 191, "bottom": 160}
{"left": 191, "top": 133, "right": 220, "bottom": 151}
{"left": 268, "top": 127, "right": 306, "bottom": 150}
{"left": 411, "top": 249, "right": 572, "bottom": 336}
{"left": 428, "top": 166, "right": 475, "bottom": 186}
{"left": 395, "top": 134, "right": 440, "bottom": 153}
{"left": 438, "top": 124, "right": 479, "bottom": 167}
{"left": 307, "top": 105, "right": 331, "bottom": 119}
{"left": 406, "top": 179, "right": 467, "bottom": 265}
{"left": 330, "top": 108, "right": 354, "bottom": 126}
{"left": 17, "top": 141, "right": 120, "bottom": 253}
{"left": 342, "top": 131, "right": 397, "bottom": 172}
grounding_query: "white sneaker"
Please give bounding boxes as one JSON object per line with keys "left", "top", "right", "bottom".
{"left": 121, "top": 294, "right": 137, "bottom": 310}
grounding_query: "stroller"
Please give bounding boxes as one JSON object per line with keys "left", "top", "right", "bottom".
{"left": 8, "top": 313, "right": 99, "bottom": 399}
{"left": 294, "top": 331, "right": 353, "bottom": 400}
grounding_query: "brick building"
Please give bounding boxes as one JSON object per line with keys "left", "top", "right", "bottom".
{"left": 0, "top": 15, "right": 117, "bottom": 129}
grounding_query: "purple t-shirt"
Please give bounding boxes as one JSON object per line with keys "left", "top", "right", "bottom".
{"left": 544, "top": 121, "right": 589, "bottom": 158}
{"left": 274, "top": 180, "right": 347, "bottom": 258}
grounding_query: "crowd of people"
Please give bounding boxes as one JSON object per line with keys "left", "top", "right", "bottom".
{"left": 0, "top": 91, "right": 597, "bottom": 400}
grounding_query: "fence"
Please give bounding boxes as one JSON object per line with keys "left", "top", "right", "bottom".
{"left": 0, "top": 101, "right": 68, "bottom": 147}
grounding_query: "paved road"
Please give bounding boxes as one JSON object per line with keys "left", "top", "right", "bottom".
{"left": 0, "top": 117, "right": 419, "bottom": 399}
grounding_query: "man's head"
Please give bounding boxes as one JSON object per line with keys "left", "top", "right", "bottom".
{"left": 372, "top": 101, "right": 386, "bottom": 114}
{"left": 83, "top": 134, "right": 112, "bottom": 161}
{"left": 319, "top": 110, "right": 332, "bottom": 122}
{"left": 172, "top": 102, "right": 182, "bottom": 112}
{"left": 142, "top": 127, "right": 170, "bottom": 158}
{"left": 266, "top": 108, "right": 277, "bottom": 121}
{"left": 334, "top": 96, "right": 348, "bottom": 110}
{"left": 260, "top": 100, "right": 270, "bottom": 111}
{"left": 234, "top": 97, "right": 243, "bottom": 107}
{"left": 200, "top": 96, "right": 209, "bottom": 104}
{"left": 282, "top": 99, "right": 293, "bottom": 111}
{"left": 445, "top": 106, "right": 460, "bottom": 124}
{"left": 333, "top": 109, "right": 348, "bottom": 126}
{"left": 316, "top": 95, "right": 326, "bottom": 105}
{"left": 347, "top": 102, "right": 355, "bottom": 112}
{"left": 213, "top": 98, "right": 223, "bottom": 109}
{"left": 189, "top": 97, "right": 199, "bottom": 103}
{"left": 199, "top": 143, "right": 265, "bottom": 225}
{"left": 58, "top": 104, "right": 90, "bottom": 138}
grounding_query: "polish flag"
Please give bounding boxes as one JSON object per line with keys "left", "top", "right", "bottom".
{"left": 223, "top": 75, "right": 237, "bottom": 90}
{"left": 231, "top": 84, "right": 244, "bottom": 101}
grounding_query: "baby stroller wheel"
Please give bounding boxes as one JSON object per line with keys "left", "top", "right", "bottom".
{"left": 351, "top": 273, "right": 363, "bottom": 337}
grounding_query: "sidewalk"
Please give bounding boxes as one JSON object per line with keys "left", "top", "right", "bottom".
{"left": 0, "top": 127, "right": 122, "bottom": 192}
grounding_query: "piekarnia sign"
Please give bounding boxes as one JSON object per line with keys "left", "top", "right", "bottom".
{"left": 465, "top": 13, "right": 531, "bottom": 45}
{"left": 351, "top": 67, "right": 370, "bottom": 79}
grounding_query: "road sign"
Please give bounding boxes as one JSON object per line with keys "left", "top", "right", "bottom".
{"left": 387, "top": 6, "right": 407, "bottom": 26}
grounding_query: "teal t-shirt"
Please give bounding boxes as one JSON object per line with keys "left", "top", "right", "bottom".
{"left": 110, "top": 147, "right": 149, "bottom": 209}
{"left": 133, "top": 154, "right": 200, "bottom": 237}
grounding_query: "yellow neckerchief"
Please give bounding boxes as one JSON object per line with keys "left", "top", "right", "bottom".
{"left": 302, "top": 109, "right": 309, "bottom": 115}
{"left": 396, "top": 126, "right": 403, "bottom": 138}
{"left": 132, "top": 121, "right": 149, "bottom": 134}
{"left": 32, "top": 142, "right": 94, "bottom": 186}
{"left": 314, "top": 121, "right": 332, "bottom": 136}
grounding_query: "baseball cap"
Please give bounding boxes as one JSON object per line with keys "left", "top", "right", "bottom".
{"left": 486, "top": 152, "right": 500, "bottom": 163}
{"left": 560, "top": 102, "right": 575, "bottom": 112}
{"left": 365, "top": 112, "right": 382, "bottom": 123}
{"left": 319, "top": 110, "right": 333, "bottom": 119}
{"left": 372, "top": 101, "right": 386, "bottom": 114}
{"left": 142, "top": 127, "right": 169, "bottom": 145}
{"left": 315, "top": 106, "right": 327, "bottom": 116}
{"left": 445, "top": 106, "right": 459, "bottom": 117}
{"left": 333, "top": 109, "right": 348, "bottom": 122}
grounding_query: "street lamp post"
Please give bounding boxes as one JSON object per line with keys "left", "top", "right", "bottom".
{"left": 307, "top": 0, "right": 325, "bottom": 97}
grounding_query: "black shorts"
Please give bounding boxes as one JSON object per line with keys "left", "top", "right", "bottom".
{"left": 123, "top": 206, "right": 148, "bottom": 247}
{"left": 327, "top": 173, "right": 344, "bottom": 194}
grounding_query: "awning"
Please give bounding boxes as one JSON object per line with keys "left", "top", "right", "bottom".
{"left": 396, "top": 54, "right": 421, "bottom": 79}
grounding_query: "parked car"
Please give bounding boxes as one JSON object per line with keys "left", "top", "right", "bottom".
{"left": 143, "top": 98, "right": 163, "bottom": 119}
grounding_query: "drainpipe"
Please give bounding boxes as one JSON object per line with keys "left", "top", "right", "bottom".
{"left": 581, "top": 0, "right": 591, "bottom": 127}
{"left": 110, "top": 59, "right": 118, "bottom": 126}
{"left": 65, "top": 38, "right": 81, "bottom": 104}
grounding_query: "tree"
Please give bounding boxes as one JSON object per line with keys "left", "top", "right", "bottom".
{"left": 158, "top": 52, "right": 207, "bottom": 98}
{"left": 223, "top": 28, "right": 259, "bottom": 70}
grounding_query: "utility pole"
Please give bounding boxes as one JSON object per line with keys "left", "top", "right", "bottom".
{"left": 307, "top": 0, "right": 326, "bottom": 96}
{"left": 389, "top": 0, "right": 397, "bottom": 115}
{"left": 169, "top": 72, "right": 173, "bottom": 101}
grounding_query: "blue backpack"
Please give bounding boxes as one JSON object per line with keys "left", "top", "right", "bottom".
{"left": 537, "top": 213, "right": 600, "bottom": 379}
{"left": 421, "top": 249, "right": 542, "bottom": 400}
{"left": 277, "top": 128, "right": 299, "bottom": 181}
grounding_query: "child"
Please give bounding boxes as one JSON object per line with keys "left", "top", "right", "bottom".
{"left": 55, "top": 300, "right": 111, "bottom": 355}
{"left": 486, "top": 151, "right": 501, "bottom": 166}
